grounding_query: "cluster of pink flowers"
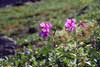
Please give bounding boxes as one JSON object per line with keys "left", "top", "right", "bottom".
{"left": 39, "top": 22, "right": 52, "bottom": 38}
{"left": 39, "top": 18, "right": 87, "bottom": 38}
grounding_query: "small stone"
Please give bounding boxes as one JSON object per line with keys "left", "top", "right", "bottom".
{"left": 0, "top": 35, "right": 17, "bottom": 57}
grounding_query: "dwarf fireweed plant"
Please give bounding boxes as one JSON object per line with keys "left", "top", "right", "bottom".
{"left": 39, "top": 22, "right": 52, "bottom": 38}
{"left": 37, "top": 19, "right": 98, "bottom": 67}
{"left": 65, "top": 18, "right": 76, "bottom": 32}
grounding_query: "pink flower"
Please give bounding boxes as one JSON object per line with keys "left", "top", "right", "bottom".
{"left": 39, "top": 22, "right": 52, "bottom": 38}
{"left": 39, "top": 32, "right": 49, "bottom": 38}
{"left": 80, "top": 21, "right": 88, "bottom": 29}
{"left": 41, "top": 28, "right": 50, "bottom": 32}
{"left": 40, "top": 22, "right": 52, "bottom": 29}
{"left": 65, "top": 18, "right": 76, "bottom": 32}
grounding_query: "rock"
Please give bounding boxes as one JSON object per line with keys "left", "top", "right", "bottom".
{"left": 0, "top": 35, "right": 17, "bottom": 57}
{"left": 0, "top": 0, "right": 41, "bottom": 8}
